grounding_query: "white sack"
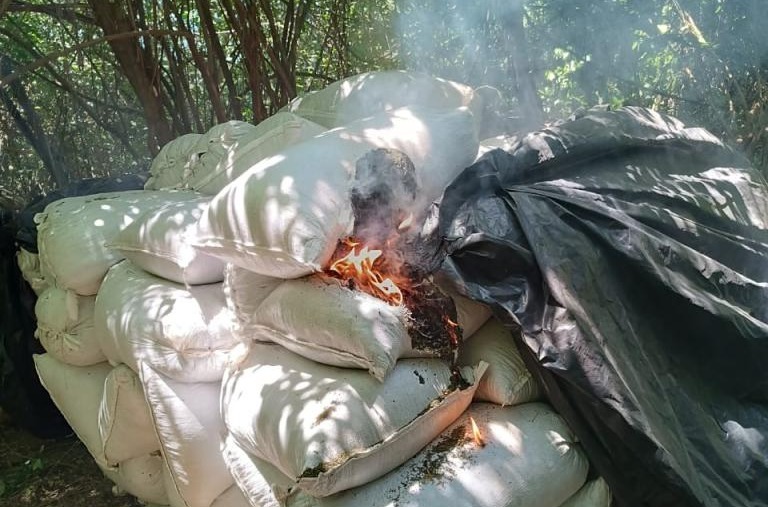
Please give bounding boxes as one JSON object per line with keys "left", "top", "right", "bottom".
{"left": 253, "top": 276, "right": 413, "bottom": 380}
{"left": 222, "top": 434, "right": 297, "bottom": 507}
{"left": 34, "top": 286, "right": 104, "bottom": 366}
{"left": 194, "top": 107, "right": 478, "bottom": 279}
{"left": 432, "top": 277, "right": 492, "bottom": 339}
{"left": 140, "top": 363, "right": 233, "bottom": 507}
{"left": 223, "top": 264, "right": 283, "bottom": 342}
{"left": 109, "top": 194, "right": 226, "bottom": 285}
{"left": 222, "top": 342, "right": 485, "bottom": 497}
{"left": 17, "top": 247, "right": 48, "bottom": 295}
{"left": 94, "top": 261, "right": 245, "bottom": 382}
{"left": 288, "top": 403, "right": 589, "bottom": 507}
{"left": 36, "top": 190, "right": 193, "bottom": 295}
{"left": 186, "top": 113, "right": 327, "bottom": 195}
{"left": 559, "top": 478, "right": 612, "bottom": 507}
{"left": 191, "top": 121, "right": 258, "bottom": 170}
{"left": 99, "top": 364, "right": 160, "bottom": 465}
{"left": 252, "top": 276, "right": 492, "bottom": 379}
{"left": 33, "top": 353, "right": 112, "bottom": 466}
{"left": 163, "top": 460, "right": 187, "bottom": 507}
{"left": 453, "top": 292, "right": 492, "bottom": 339}
{"left": 458, "top": 318, "right": 540, "bottom": 406}
{"left": 211, "top": 484, "right": 253, "bottom": 507}
{"left": 107, "top": 453, "right": 168, "bottom": 506}
{"left": 145, "top": 133, "right": 205, "bottom": 190}
{"left": 283, "top": 71, "right": 481, "bottom": 129}
{"left": 33, "top": 354, "right": 168, "bottom": 505}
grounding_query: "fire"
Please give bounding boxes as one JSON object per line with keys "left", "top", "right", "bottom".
{"left": 329, "top": 238, "right": 404, "bottom": 306}
{"left": 468, "top": 416, "right": 485, "bottom": 447}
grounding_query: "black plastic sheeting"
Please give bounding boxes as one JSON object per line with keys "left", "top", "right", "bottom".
{"left": 16, "top": 173, "right": 146, "bottom": 252}
{"left": 0, "top": 212, "right": 70, "bottom": 438}
{"left": 433, "top": 107, "right": 768, "bottom": 507}
{"left": 3, "top": 172, "right": 145, "bottom": 437}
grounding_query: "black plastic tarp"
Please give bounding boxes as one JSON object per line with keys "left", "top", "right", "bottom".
{"left": 0, "top": 211, "right": 69, "bottom": 438}
{"left": 434, "top": 107, "right": 768, "bottom": 506}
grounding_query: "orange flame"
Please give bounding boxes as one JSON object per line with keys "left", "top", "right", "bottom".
{"left": 469, "top": 416, "right": 485, "bottom": 447}
{"left": 329, "top": 238, "right": 404, "bottom": 306}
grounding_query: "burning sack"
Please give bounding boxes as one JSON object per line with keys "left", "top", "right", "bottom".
{"left": 194, "top": 106, "right": 478, "bottom": 279}
{"left": 221, "top": 342, "right": 486, "bottom": 497}
{"left": 285, "top": 403, "right": 589, "bottom": 507}
{"left": 250, "top": 275, "right": 489, "bottom": 380}
{"left": 108, "top": 195, "right": 226, "bottom": 285}
{"left": 94, "top": 260, "right": 245, "bottom": 383}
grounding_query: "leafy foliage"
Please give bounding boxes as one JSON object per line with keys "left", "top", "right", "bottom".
{"left": 0, "top": 0, "right": 765, "bottom": 206}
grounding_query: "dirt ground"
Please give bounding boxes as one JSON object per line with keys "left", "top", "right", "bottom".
{"left": 0, "top": 414, "right": 142, "bottom": 507}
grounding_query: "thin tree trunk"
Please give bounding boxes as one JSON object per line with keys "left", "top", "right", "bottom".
{"left": 197, "top": 0, "right": 242, "bottom": 119}
{"left": 87, "top": 0, "right": 175, "bottom": 152}
{"left": 0, "top": 56, "right": 68, "bottom": 186}
{"left": 497, "top": 1, "right": 543, "bottom": 128}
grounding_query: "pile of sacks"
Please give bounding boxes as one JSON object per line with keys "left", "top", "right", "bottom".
{"left": 22, "top": 71, "right": 610, "bottom": 507}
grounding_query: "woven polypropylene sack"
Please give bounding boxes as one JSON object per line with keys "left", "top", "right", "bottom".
{"left": 287, "top": 403, "right": 589, "bottom": 507}
{"left": 194, "top": 107, "right": 478, "bottom": 279}
{"left": 221, "top": 342, "right": 485, "bottom": 497}
{"left": 108, "top": 194, "right": 226, "bottom": 285}
{"left": 34, "top": 286, "right": 104, "bottom": 366}
{"left": 94, "top": 261, "right": 244, "bottom": 382}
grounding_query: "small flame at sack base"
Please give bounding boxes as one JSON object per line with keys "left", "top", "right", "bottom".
{"left": 329, "top": 237, "right": 405, "bottom": 306}
{"left": 469, "top": 416, "right": 485, "bottom": 447}
{"left": 326, "top": 235, "right": 462, "bottom": 362}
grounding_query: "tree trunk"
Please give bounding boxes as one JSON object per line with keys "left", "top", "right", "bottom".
{"left": 88, "top": 0, "right": 173, "bottom": 154}
{"left": 0, "top": 56, "right": 68, "bottom": 187}
{"left": 496, "top": 1, "right": 544, "bottom": 128}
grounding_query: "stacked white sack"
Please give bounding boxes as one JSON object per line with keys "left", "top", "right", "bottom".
{"left": 33, "top": 354, "right": 168, "bottom": 505}
{"left": 559, "top": 477, "right": 612, "bottom": 507}
{"left": 194, "top": 106, "right": 479, "bottom": 279}
{"left": 185, "top": 114, "right": 327, "bottom": 195}
{"left": 35, "top": 190, "right": 194, "bottom": 296}
{"left": 221, "top": 342, "right": 486, "bottom": 498}
{"left": 99, "top": 364, "right": 161, "bottom": 465}
{"left": 140, "top": 363, "right": 234, "bottom": 507}
{"left": 282, "top": 403, "right": 589, "bottom": 507}
{"left": 281, "top": 70, "right": 485, "bottom": 130}
{"left": 108, "top": 196, "right": 227, "bottom": 285}
{"left": 17, "top": 247, "right": 48, "bottom": 295}
{"left": 145, "top": 133, "right": 205, "bottom": 191}
{"left": 94, "top": 260, "right": 245, "bottom": 383}
{"left": 458, "top": 317, "right": 541, "bottom": 406}
{"left": 145, "top": 114, "right": 326, "bottom": 195}
{"left": 34, "top": 286, "right": 104, "bottom": 366}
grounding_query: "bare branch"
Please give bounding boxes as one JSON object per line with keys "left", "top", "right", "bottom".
{"left": 0, "top": 29, "right": 192, "bottom": 88}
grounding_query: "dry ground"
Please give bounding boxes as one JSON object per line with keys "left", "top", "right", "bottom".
{"left": 0, "top": 414, "right": 142, "bottom": 507}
